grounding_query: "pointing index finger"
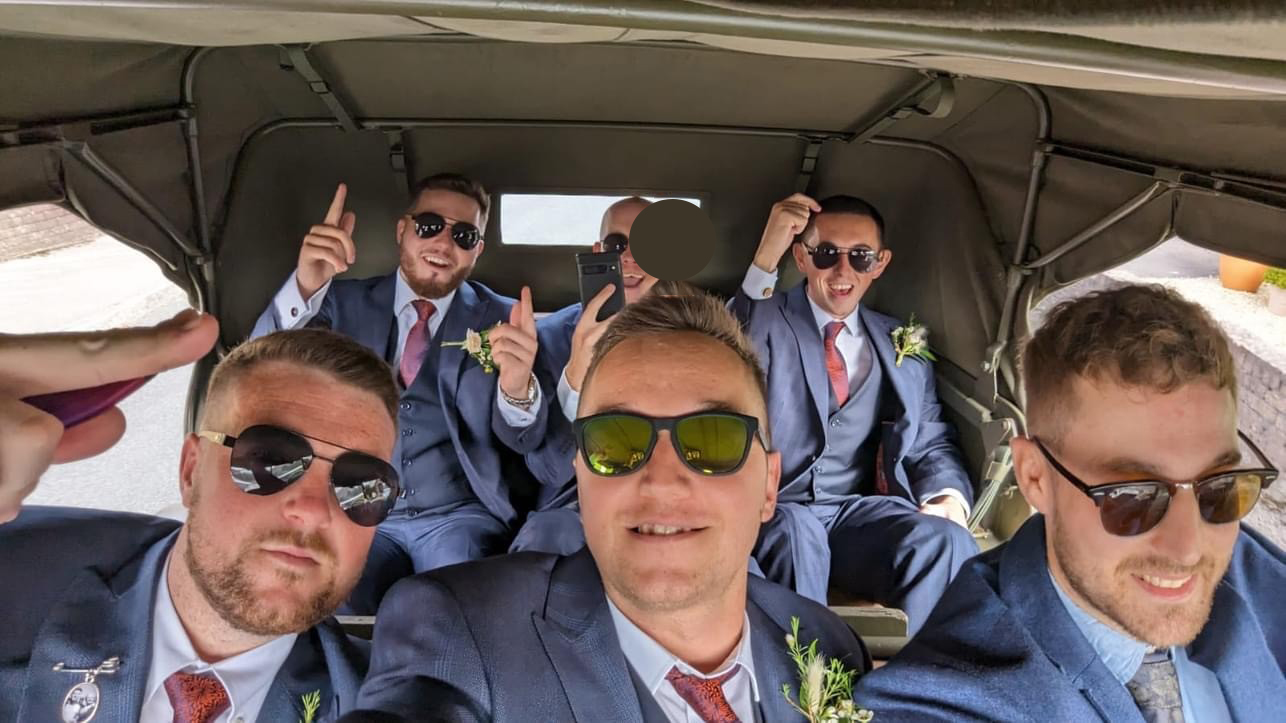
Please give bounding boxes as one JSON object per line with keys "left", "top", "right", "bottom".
{"left": 324, "top": 183, "right": 348, "bottom": 226}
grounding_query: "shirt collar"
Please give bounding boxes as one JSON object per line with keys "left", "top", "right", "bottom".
{"left": 146, "top": 551, "right": 299, "bottom": 719}
{"left": 395, "top": 268, "right": 456, "bottom": 319}
{"left": 804, "top": 292, "right": 861, "bottom": 340}
{"left": 606, "top": 595, "right": 760, "bottom": 702}
{"left": 1048, "top": 569, "right": 1154, "bottom": 685}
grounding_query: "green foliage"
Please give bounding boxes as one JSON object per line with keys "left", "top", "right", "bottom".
{"left": 1263, "top": 267, "right": 1286, "bottom": 289}
{"left": 780, "top": 617, "right": 873, "bottom": 722}
{"left": 299, "top": 690, "right": 322, "bottom": 723}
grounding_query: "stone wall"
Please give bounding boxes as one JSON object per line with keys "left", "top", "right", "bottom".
{"left": 0, "top": 204, "right": 101, "bottom": 262}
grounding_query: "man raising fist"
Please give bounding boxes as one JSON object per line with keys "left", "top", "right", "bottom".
{"left": 252, "top": 174, "right": 550, "bottom": 614}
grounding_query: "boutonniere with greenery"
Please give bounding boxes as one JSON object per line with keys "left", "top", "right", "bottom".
{"left": 890, "top": 314, "right": 937, "bottom": 368}
{"left": 442, "top": 328, "right": 495, "bottom": 373}
{"left": 781, "top": 617, "right": 873, "bottom": 723}
{"left": 298, "top": 690, "right": 322, "bottom": 723}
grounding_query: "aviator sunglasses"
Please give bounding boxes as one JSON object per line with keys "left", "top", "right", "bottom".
{"left": 409, "top": 211, "right": 482, "bottom": 250}
{"left": 800, "top": 242, "right": 883, "bottom": 273}
{"left": 199, "top": 424, "right": 401, "bottom": 527}
{"left": 574, "top": 411, "right": 768, "bottom": 477}
{"left": 1034, "top": 433, "right": 1277, "bottom": 537}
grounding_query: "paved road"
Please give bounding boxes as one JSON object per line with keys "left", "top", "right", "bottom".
{"left": 1, "top": 239, "right": 192, "bottom": 517}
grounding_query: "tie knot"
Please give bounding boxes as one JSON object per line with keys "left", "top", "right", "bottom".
{"left": 825, "top": 320, "right": 845, "bottom": 342}
{"left": 411, "top": 299, "right": 435, "bottom": 323}
{"left": 163, "top": 670, "right": 230, "bottom": 723}
{"left": 665, "top": 666, "right": 741, "bottom": 723}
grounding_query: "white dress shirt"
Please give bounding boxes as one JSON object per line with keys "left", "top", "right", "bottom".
{"left": 607, "top": 597, "right": 760, "bottom": 723}
{"left": 268, "top": 269, "right": 540, "bottom": 424}
{"left": 740, "top": 265, "right": 969, "bottom": 514}
{"left": 139, "top": 553, "right": 298, "bottom": 723}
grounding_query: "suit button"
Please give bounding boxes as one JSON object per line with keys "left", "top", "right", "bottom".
{"left": 402, "top": 459, "right": 411, "bottom": 467}
{"left": 401, "top": 428, "right": 412, "bottom": 437}
{"left": 814, "top": 465, "right": 823, "bottom": 473}
{"left": 289, "top": 307, "right": 299, "bottom": 318}
{"left": 830, "top": 419, "right": 841, "bottom": 428}
{"left": 400, "top": 402, "right": 411, "bottom": 411}
{"left": 408, "top": 489, "right": 416, "bottom": 496}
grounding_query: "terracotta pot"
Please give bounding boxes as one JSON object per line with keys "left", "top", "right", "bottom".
{"left": 1219, "top": 254, "right": 1268, "bottom": 291}
{"left": 1267, "top": 285, "right": 1286, "bottom": 316}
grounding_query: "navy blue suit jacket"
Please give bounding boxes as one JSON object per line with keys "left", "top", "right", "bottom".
{"left": 520, "top": 302, "right": 584, "bottom": 508}
{"left": 255, "top": 273, "right": 552, "bottom": 525}
{"left": 356, "top": 547, "right": 872, "bottom": 721}
{"left": 729, "top": 283, "right": 972, "bottom": 504}
{"left": 855, "top": 516, "right": 1286, "bottom": 721}
{"left": 0, "top": 506, "right": 369, "bottom": 722}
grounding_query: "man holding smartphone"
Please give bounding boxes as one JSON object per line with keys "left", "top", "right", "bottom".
{"left": 509, "top": 197, "right": 659, "bottom": 555}
{"left": 251, "top": 174, "right": 553, "bottom": 614}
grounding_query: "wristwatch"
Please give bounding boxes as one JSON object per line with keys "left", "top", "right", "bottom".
{"left": 501, "top": 372, "right": 539, "bottom": 411}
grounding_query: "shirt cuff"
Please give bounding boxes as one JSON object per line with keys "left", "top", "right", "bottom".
{"left": 741, "top": 264, "right": 779, "bottom": 300}
{"left": 496, "top": 374, "right": 542, "bottom": 427}
{"left": 557, "top": 366, "right": 580, "bottom": 422}
{"left": 272, "top": 270, "right": 330, "bottom": 329}
{"left": 918, "top": 488, "right": 972, "bottom": 517}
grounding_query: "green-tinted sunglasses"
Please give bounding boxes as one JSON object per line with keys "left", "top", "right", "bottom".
{"left": 574, "top": 411, "right": 768, "bottom": 477}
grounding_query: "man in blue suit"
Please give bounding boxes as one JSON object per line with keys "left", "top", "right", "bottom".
{"left": 355, "top": 291, "right": 871, "bottom": 722}
{"left": 251, "top": 175, "right": 552, "bottom": 613}
{"left": 1, "top": 328, "right": 400, "bottom": 722}
{"left": 729, "top": 193, "right": 978, "bottom": 633}
{"left": 857, "top": 285, "right": 1285, "bottom": 721}
{"left": 513, "top": 196, "right": 659, "bottom": 555}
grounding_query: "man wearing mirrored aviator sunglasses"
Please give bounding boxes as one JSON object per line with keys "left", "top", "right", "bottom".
{"left": 857, "top": 284, "right": 1285, "bottom": 722}
{"left": 352, "top": 291, "right": 870, "bottom": 721}
{"left": 252, "top": 173, "right": 555, "bottom": 616}
{"left": 0, "top": 329, "right": 399, "bottom": 722}
{"left": 729, "top": 193, "right": 979, "bottom": 635}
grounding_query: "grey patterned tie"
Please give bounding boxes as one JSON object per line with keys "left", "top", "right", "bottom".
{"left": 1125, "top": 649, "right": 1185, "bottom": 723}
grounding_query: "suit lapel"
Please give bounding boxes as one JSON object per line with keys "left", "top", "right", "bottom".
{"left": 364, "top": 273, "right": 400, "bottom": 365}
{"left": 746, "top": 599, "right": 804, "bottom": 723}
{"left": 859, "top": 308, "right": 917, "bottom": 447}
{"left": 782, "top": 285, "right": 829, "bottom": 431}
{"left": 434, "top": 282, "right": 486, "bottom": 407}
{"left": 259, "top": 625, "right": 344, "bottom": 723}
{"left": 1000, "top": 518, "right": 1142, "bottom": 722}
{"left": 531, "top": 550, "right": 646, "bottom": 723}
{"left": 19, "top": 531, "right": 176, "bottom": 722}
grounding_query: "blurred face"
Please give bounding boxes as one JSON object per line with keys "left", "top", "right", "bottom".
{"left": 396, "top": 189, "right": 486, "bottom": 299}
{"left": 791, "top": 213, "right": 889, "bottom": 320}
{"left": 178, "top": 362, "right": 395, "bottom": 636}
{"left": 1015, "top": 378, "right": 1241, "bottom": 647}
{"left": 594, "top": 199, "right": 654, "bottom": 305}
{"left": 577, "top": 333, "right": 780, "bottom": 613}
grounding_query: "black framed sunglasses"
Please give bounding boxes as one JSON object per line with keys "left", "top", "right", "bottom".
{"left": 410, "top": 211, "right": 482, "bottom": 250}
{"left": 800, "top": 242, "right": 883, "bottom": 273}
{"left": 1034, "top": 434, "right": 1277, "bottom": 537}
{"left": 600, "top": 232, "right": 629, "bottom": 255}
{"left": 199, "top": 424, "right": 401, "bottom": 527}
{"left": 574, "top": 411, "right": 768, "bottom": 477}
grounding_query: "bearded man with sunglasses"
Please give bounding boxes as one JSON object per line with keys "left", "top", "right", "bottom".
{"left": 729, "top": 193, "right": 978, "bottom": 634}
{"left": 1, "top": 329, "right": 400, "bottom": 722}
{"left": 351, "top": 291, "right": 870, "bottom": 721}
{"left": 856, "top": 285, "right": 1285, "bottom": 721}
{"left": 251, "top": 173, "right": 553, "bottom": 615}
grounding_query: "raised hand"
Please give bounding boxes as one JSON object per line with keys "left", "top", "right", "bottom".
{"left": 752, "top": 193, "right": 821, "bottom": 273}
{"left": 490, "top": 286, "right": 539, "bottom": 401}
{"left": 0, "top": 309, "right": 218, "bottom": 523}
{"left": 297, "top": 183, "right": 358, "bottom": 300}
{"left": 563, "top": 283, "right": 617, "bottom": 393}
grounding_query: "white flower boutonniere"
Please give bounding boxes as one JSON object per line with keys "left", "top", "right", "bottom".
{"left": 442, "top": 328, "right": 495, "bottom": 373}
{"left": 890, "top": 314, "right": 937, "bottom": 368}
{"left": 781, "top": 617, "right": 873, "bottom": 722}
{"left": 298, "top": 690, "right": 321, "bottom": 723}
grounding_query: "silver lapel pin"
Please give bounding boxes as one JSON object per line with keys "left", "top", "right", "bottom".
{"left": 53, "top": 657, "right": 120, "bottom": 723}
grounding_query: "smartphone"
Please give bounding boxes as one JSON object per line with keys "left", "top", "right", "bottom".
{"left": 21, "top": 376, "right": 153, "bottom": 428}
{"left": 576, "top": 251, "right": 627, "bottom": 322}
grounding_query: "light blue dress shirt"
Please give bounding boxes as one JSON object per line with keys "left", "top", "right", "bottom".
{"left": 1050, "top": 571, "right": 1232, "bottom": 722}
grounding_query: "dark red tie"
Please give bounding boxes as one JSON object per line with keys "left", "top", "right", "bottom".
{"left": 665, "top": 666, "right": 741, "bottom": 723}
{"left": 399, "top": 299, "right": 435, "bottom": 387}
{"left": 163, "top": 671, "right": 230, "bottom": 723}
{"left": 824, "top": 321, "right": 849, "bottom": 408}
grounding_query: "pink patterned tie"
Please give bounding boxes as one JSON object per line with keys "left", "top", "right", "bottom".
{"left": 665, "top": 666, "right": 741, "bottom": 723}
{"left": 163, "top": 671, "right": 230, "bottom": 723}
{"left": 399, "top": 299, "right": 435, "bottom": 387}
{"left": 824, "top": 321, "right": 849, "bottom": 408}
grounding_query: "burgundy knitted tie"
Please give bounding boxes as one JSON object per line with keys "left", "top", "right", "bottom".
{"left": 823, "top": 321, "right": 849, "bottom": 408}
{"left": 399, "top": 299, "right": 435, "bottom": 387}
{"left": 665, "top": 666, "right": 741, "bottom": 723}
{"left": 163, "top": 671, "right": 230, "bottom": 723}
